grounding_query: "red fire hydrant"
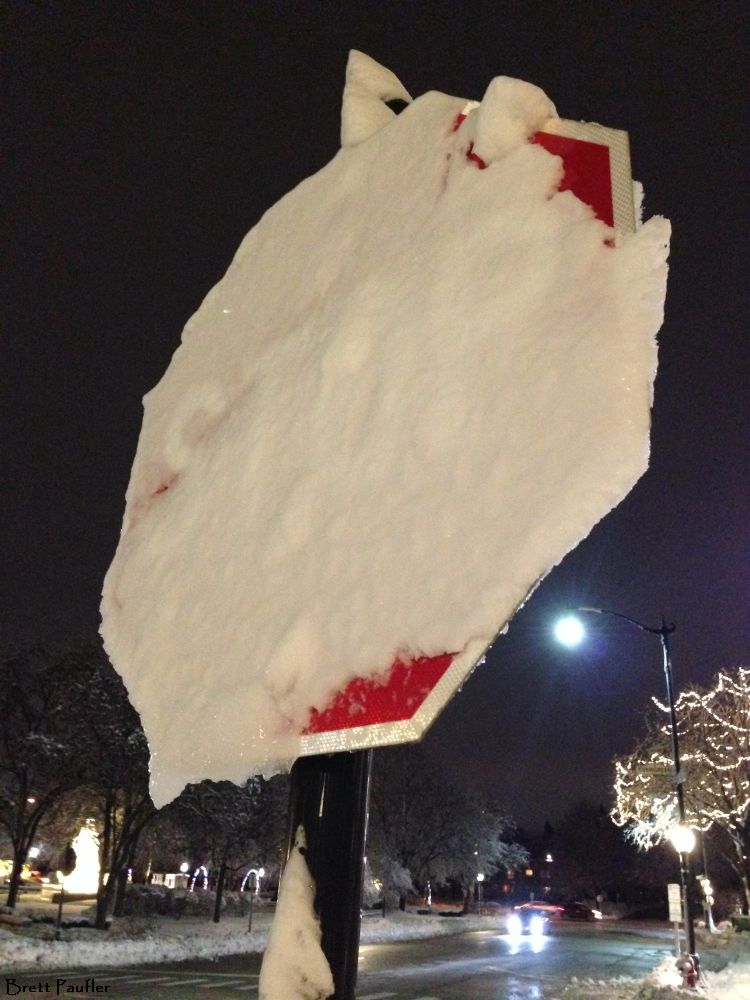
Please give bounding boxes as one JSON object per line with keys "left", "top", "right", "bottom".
{"left": 679, "top": 954, "right": 699, "bottom": 988}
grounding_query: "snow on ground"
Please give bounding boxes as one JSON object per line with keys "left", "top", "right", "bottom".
{"left": 558, "top": 926, "right": 750, "bottom": 1000}
{"left": 101, "top": 52, "right": 669, "bottom": 807}
{"left": 0, "top": 904, "right": 495, "bottom": 971}
{"left": 560, "top": 953, "right": 750, "bottom": 1000}
{"left": 2, "top": 905, "right": 749, "bottom": 999}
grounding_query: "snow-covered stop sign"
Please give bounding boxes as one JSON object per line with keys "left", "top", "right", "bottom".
{"left": 102, "top": 53, "right": 669, "bottom": 806}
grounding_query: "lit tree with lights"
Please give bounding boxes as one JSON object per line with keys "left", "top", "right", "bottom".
{"left": 612, "top": 666, "right": 750, "bottom": 912}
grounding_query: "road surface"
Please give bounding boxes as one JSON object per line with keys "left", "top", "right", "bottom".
{"left": 1, "top": 923, "right": 673, "bottom": 999}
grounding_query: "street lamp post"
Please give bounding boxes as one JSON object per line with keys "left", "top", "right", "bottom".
{"left": 476, "top": 873, "right": 484, "bottom": 916}
{"left": 556, "top": 607, "right": 698, "bottom": 979}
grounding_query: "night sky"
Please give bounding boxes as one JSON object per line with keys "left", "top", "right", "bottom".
{"left": 5, "top": 3, "right": 747, "bottom": 828}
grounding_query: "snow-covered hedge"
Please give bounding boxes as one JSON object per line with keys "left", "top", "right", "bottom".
{"left": 119, "top": 883, "right": 268, "bottom": 919}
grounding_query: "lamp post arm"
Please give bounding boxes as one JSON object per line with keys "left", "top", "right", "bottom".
{"left": 579, "top": 607, "right": 683, "bottom": 790}
{"left": 577, "top": 607, "right": 675, "bottom": 638}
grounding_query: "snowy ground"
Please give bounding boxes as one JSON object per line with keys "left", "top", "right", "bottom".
{"left": 1, "top": 900, "right": 748, "bottom": 999}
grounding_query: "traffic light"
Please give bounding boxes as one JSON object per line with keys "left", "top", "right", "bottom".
{"left": 699, "top": 876, "right": 714, "bottom": 907}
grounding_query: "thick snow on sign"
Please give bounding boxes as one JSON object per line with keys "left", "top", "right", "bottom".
{"left": 102, "top": 53, "right": 670, "bottom": 806}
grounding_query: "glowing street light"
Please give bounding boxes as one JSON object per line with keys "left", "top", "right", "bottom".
{"left": 669, "top": 825, "right": 696, "bottom": 855}
{"left": 554, "top": 606, "right": 699, "bottom": 982}
{"left": 553, "top": 615, "right": 585, "bottom": 647}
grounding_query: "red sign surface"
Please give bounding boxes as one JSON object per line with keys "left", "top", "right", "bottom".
{"left": 533, "top": 132, "right": 614, "bottom": 227}
{"left": 304, "top": 654, "right": 454, "bottom": 734}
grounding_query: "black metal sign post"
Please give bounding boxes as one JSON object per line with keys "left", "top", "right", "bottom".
{"left": 55, "top": 843, "right": 77, "bottom": 941}
{"left": 287, "top": 749, "right": 373, "bottom": 1000}
{"left": 55, "top": 884, "right": 66, "bottom": 941}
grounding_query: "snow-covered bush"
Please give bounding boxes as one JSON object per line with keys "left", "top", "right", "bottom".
{"left": 116, "top": 882, "right": 269, "bottom": 919}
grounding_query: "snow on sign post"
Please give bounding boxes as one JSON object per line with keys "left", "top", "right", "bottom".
{"left": 102, "top": 50, "right": 668, "bottom": 998}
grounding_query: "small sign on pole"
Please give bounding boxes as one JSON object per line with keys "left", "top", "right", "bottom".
{"left": 667, "top": 882, "right": 683, "bottom": 923}
{"left": 668, "top": 882, "right": 683, "bottom": 959}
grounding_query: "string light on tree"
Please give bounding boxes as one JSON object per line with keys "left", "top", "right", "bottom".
{"left": 613, "top": 666, "right": 750, "bottom": 911}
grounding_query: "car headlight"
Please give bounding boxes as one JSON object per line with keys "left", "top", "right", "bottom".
{"left": 507, "top": 913, "right": 522, "bottom": 935}
{"left": 529, "top": 915, "right": 545, "bottom": 936}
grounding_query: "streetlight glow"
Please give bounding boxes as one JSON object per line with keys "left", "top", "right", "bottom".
{"left": 554, "top": 614, "right": 585, "bottom": 647}
{"left": 669, "top": 825, "right": 696, "bottom": 855}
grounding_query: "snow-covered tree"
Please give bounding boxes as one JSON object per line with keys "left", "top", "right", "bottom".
{"left": 368, "top": 745, "right": 526, "bottom": 908}
{"left": 168, "top": 775, "right": 287, "bottom": 922}
{"left": 546, "top": 801, "right": 675, "bottom": 903}
{"left": 134, "top": 810, "right": 189, "bottom": 879}
{"left": 62, "top": 644, "right": 155, "bottom": 928}
{"left": 612, "top": 666, "right": 750, "bottom": 911}
{"left": 0, "top": 642, "right": 158, "bottom": 918}
{"left": 0, "top": 646, "right": 91, "bottom": 908}
{"left": 34, "top": 787, "right": 100, "bottom": 872}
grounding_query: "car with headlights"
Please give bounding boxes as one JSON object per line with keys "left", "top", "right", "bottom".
{"left": 517, "top": 900, "right": 563, "bottom": 914}
{"left": 560, "top": 901, "right": 602, "bottom": 921}
{"left": 506, "top": 904, "right": 553, "bottom": 936}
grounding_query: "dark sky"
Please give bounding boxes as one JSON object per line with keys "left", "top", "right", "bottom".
{"left": 5, "top": 3, "right": 747, "bottom": 829}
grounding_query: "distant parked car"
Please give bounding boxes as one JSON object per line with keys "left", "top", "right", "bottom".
{"left": 560, "top": 901, "right": 602, "bottom": 921}
{"left": 506, "top": 905, "right": 553, "bottom": 936}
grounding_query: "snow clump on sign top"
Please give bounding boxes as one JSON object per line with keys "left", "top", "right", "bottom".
{"left": 102, "top": 52, "right": 670, "bottom": 807}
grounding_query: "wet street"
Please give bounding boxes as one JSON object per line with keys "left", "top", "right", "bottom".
{"left": 356, "top": 922, "right": 670, "bottom": 999}
{"left": 2, "top": 923, "right": 672, "bottom": 999}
